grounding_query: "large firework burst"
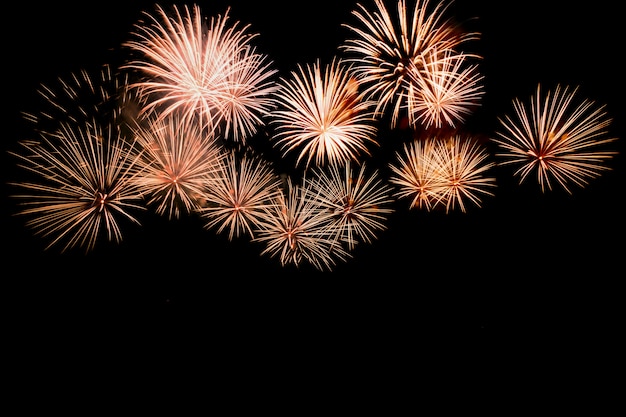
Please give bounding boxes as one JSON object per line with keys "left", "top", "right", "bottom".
{"left": 340, "top": 0, "right": 482, "bottom": 129}
{"left": 492, "top": 84, "right": 618, "bottom": 193}
{"left": 270, "top": 57, "right": 379, "bottom": 168}
{"left": 131, "top": 113, "right": 224, "bottom": 219}
{"left": 123, "top": 4, "right": 278, "bottom": 143}
{"left": 9, "top": 65, "right": 147, "bottom": 253}
{"left": 389, "top": 135, "right": 496, "bottom": 212}
{"left": 252, "top": 176, "right": 350, "bottom": 271}
{"left": 9, "top": 120, "right": 146, "bottom": 253}
{"left": 305, "top": 161, "right": 395, "bottom": 251}
{"left": 199, "top": 149, "right": 284, "bottom": 240}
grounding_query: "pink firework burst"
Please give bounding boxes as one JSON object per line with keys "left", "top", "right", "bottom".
{"left": 123, "top": 4, "right": 278, "bottom": 143}
{"left": 270, "top": 57, "right": 379, "bottom": 168}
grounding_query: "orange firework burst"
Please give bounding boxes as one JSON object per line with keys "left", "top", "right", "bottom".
{"left": 9, "top": 121, "right": 146, "bottom": 253}
{"left": 270, "top": 57, "right": 379, "bottom": 168}
{"left": 389, "top": 135, "right": 496, "bottom": 212}
{"left": 253, "top": 176, "right": 350, "bottom": 271}
{"left": 305, "top": 161, "right": 395, "bottom": 251}
{"left": 9, "top": 65, "right": 146, "bottom": 253}
{"left": 492, "top": 84, "right": 618, "bottom": 193}
{"left": 131, "top": 113, "right": 224, "bottom": 219}
{"left": 199, "top": 149, "right": 284, "bottom": 241}
{"left": 123, "top": 4, "right": 278, "bottom": 143}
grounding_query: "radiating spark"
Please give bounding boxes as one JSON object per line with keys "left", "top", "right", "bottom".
{"left": 407, "top": 49, "right": 484, "bottom": 129}
{"left": 199, "top": 149, "right": 283, "bottom": 240}
{"left": 492, "top": 84, "right": 618, "bottom": 193}
{"left": 270, "top": 57, "right": 379, "bottom": 168}
{"left": 388, "top": 137, "right": 447, "bottom": 210}
{"left": 253, "top": 176, "right": 350, "bottom": 271}
{"left": 123, "top": 4, "right": 278, "bottom": 143}
{"left": 131, "top": 113, "right": 224, "bottom": 219}
{"left": 305, "top": 161, "right": 395, "bottom": 251}
{"left": 390, "top": 135, "right": 495, "bottom": 212}
{"left": 431, "top": 135, "right": 496, "bottom": 212}
{"left": 21, "top": 63, "right": 146, "bottom": 137}
{"left": 340, "top": 0, "right": 481, "bottom": 128}
{"left": 9, "top": 121, "right": 146, "bottom": 253}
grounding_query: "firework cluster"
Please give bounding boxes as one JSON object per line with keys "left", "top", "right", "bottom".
{"left": 9, "top": 0, "right": 618, "bottom": 271}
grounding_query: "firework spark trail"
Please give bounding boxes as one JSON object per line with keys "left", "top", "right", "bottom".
{"left": 123, "top": 4, "right": 278, "bottom": 144}
{"left": 492, "top": 84, "right": 618, "bottom": 193}
{"left": 9, "top": 121, "right": 146, "bottom": 253}
{"left": 340, "top": 0, "right": 481, "bottom": 129}
{"left": 270, "top": 57, "right": 379, "bottom": 168}
{"left": 305, "top": 161, "right": 395, "bottom": 251}
{"left": 389, "top": 135, "right": 496, "bottom": 212}
{"left": 253, "top": 176, "right": 350, "bottom": 271}
{"left": 131, "top": 113, "right": 224, "bottom": 219}
{"left": 199, "top": 149, "right": 284, "bottom": 241}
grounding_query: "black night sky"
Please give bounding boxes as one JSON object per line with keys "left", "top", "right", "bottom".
{"left": 2, "top": 0, "right": 624, "bottom": 404}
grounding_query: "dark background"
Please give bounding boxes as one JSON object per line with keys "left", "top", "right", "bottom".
{"left": 2, "top": 0, "right": 623, "bottom": 403}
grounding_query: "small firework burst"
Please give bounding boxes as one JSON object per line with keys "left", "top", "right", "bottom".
{"left": 9, "top": 121, "right": 146, "bottom": 253}
{"left": 389, "top": 135, "right": 496, "bottom": 212}
{"left": 21, "top": 64, "right": 145, "bottom": 138}
{"left": 131, "top": 113, "right": 224, "bottom": 219}
{"left": 388, "top": 138, "right": 447, "bottom": 210}
{"left": 252, "top": 176, "right": 350, "bottom": 271}
{"left": 219, "top": 44, "right": 279, "bottom": 142}
{"left": 430, "top": 135, "right": 496, "bottom": 212}
{"left": 123, "top": 4, "right": 278, "bottom": 143}
{"left": 270, "top": 57, "right": 379, "bottom": 168}
{"left": 199, "top": 148, "right": 284, "bottom": 240}
{"left": 305, "top": 161, "right": 395, "bottom": 251}
{"left": 492, "top": 84, "right": 618, "bottom": 193}
{"left": 407, "top": 50, "right": 484, "bottom": 129}
{"left": 340, "top": 0, "right": 480, "bottom": 128}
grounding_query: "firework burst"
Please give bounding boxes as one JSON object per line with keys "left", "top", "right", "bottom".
{"left": 389, "top": 135, "right": 496, "bottom": 212}
{"left": 270, "top": 57, "right": 379, "bottom": 168}
{"left": 407, "top": 49, "right": 484, "bottom": 129}
{"left": 21, "top": 64, "right": 145, "bottom": 138}
{"left": 430, "top": 135, "right": 496, "bottom": 212}
{"left": 252, "top": 176, "right": 350, "bottom": 271}
{"left": 492, "top": 84, "right": 618, "bottom": 193}
{"left": 9, "top": 121, "right": 146, "bottom": 253}
{"left": 388, "top": 138, "right": 446, "bottom": 210}
{"left": 340, "top": 0, "right": 481, "bottom": 129}
{"left": 123, "top": 4, "right": 278, "bottom": 143}
{"left": 199, "top": 149, "right": 284, "bottom": 241}
{"left": 131, "top": 113, "right": 224, "bottom": 219}
{"left": 305, "top": 161, "right": 395, "bottom": 251}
